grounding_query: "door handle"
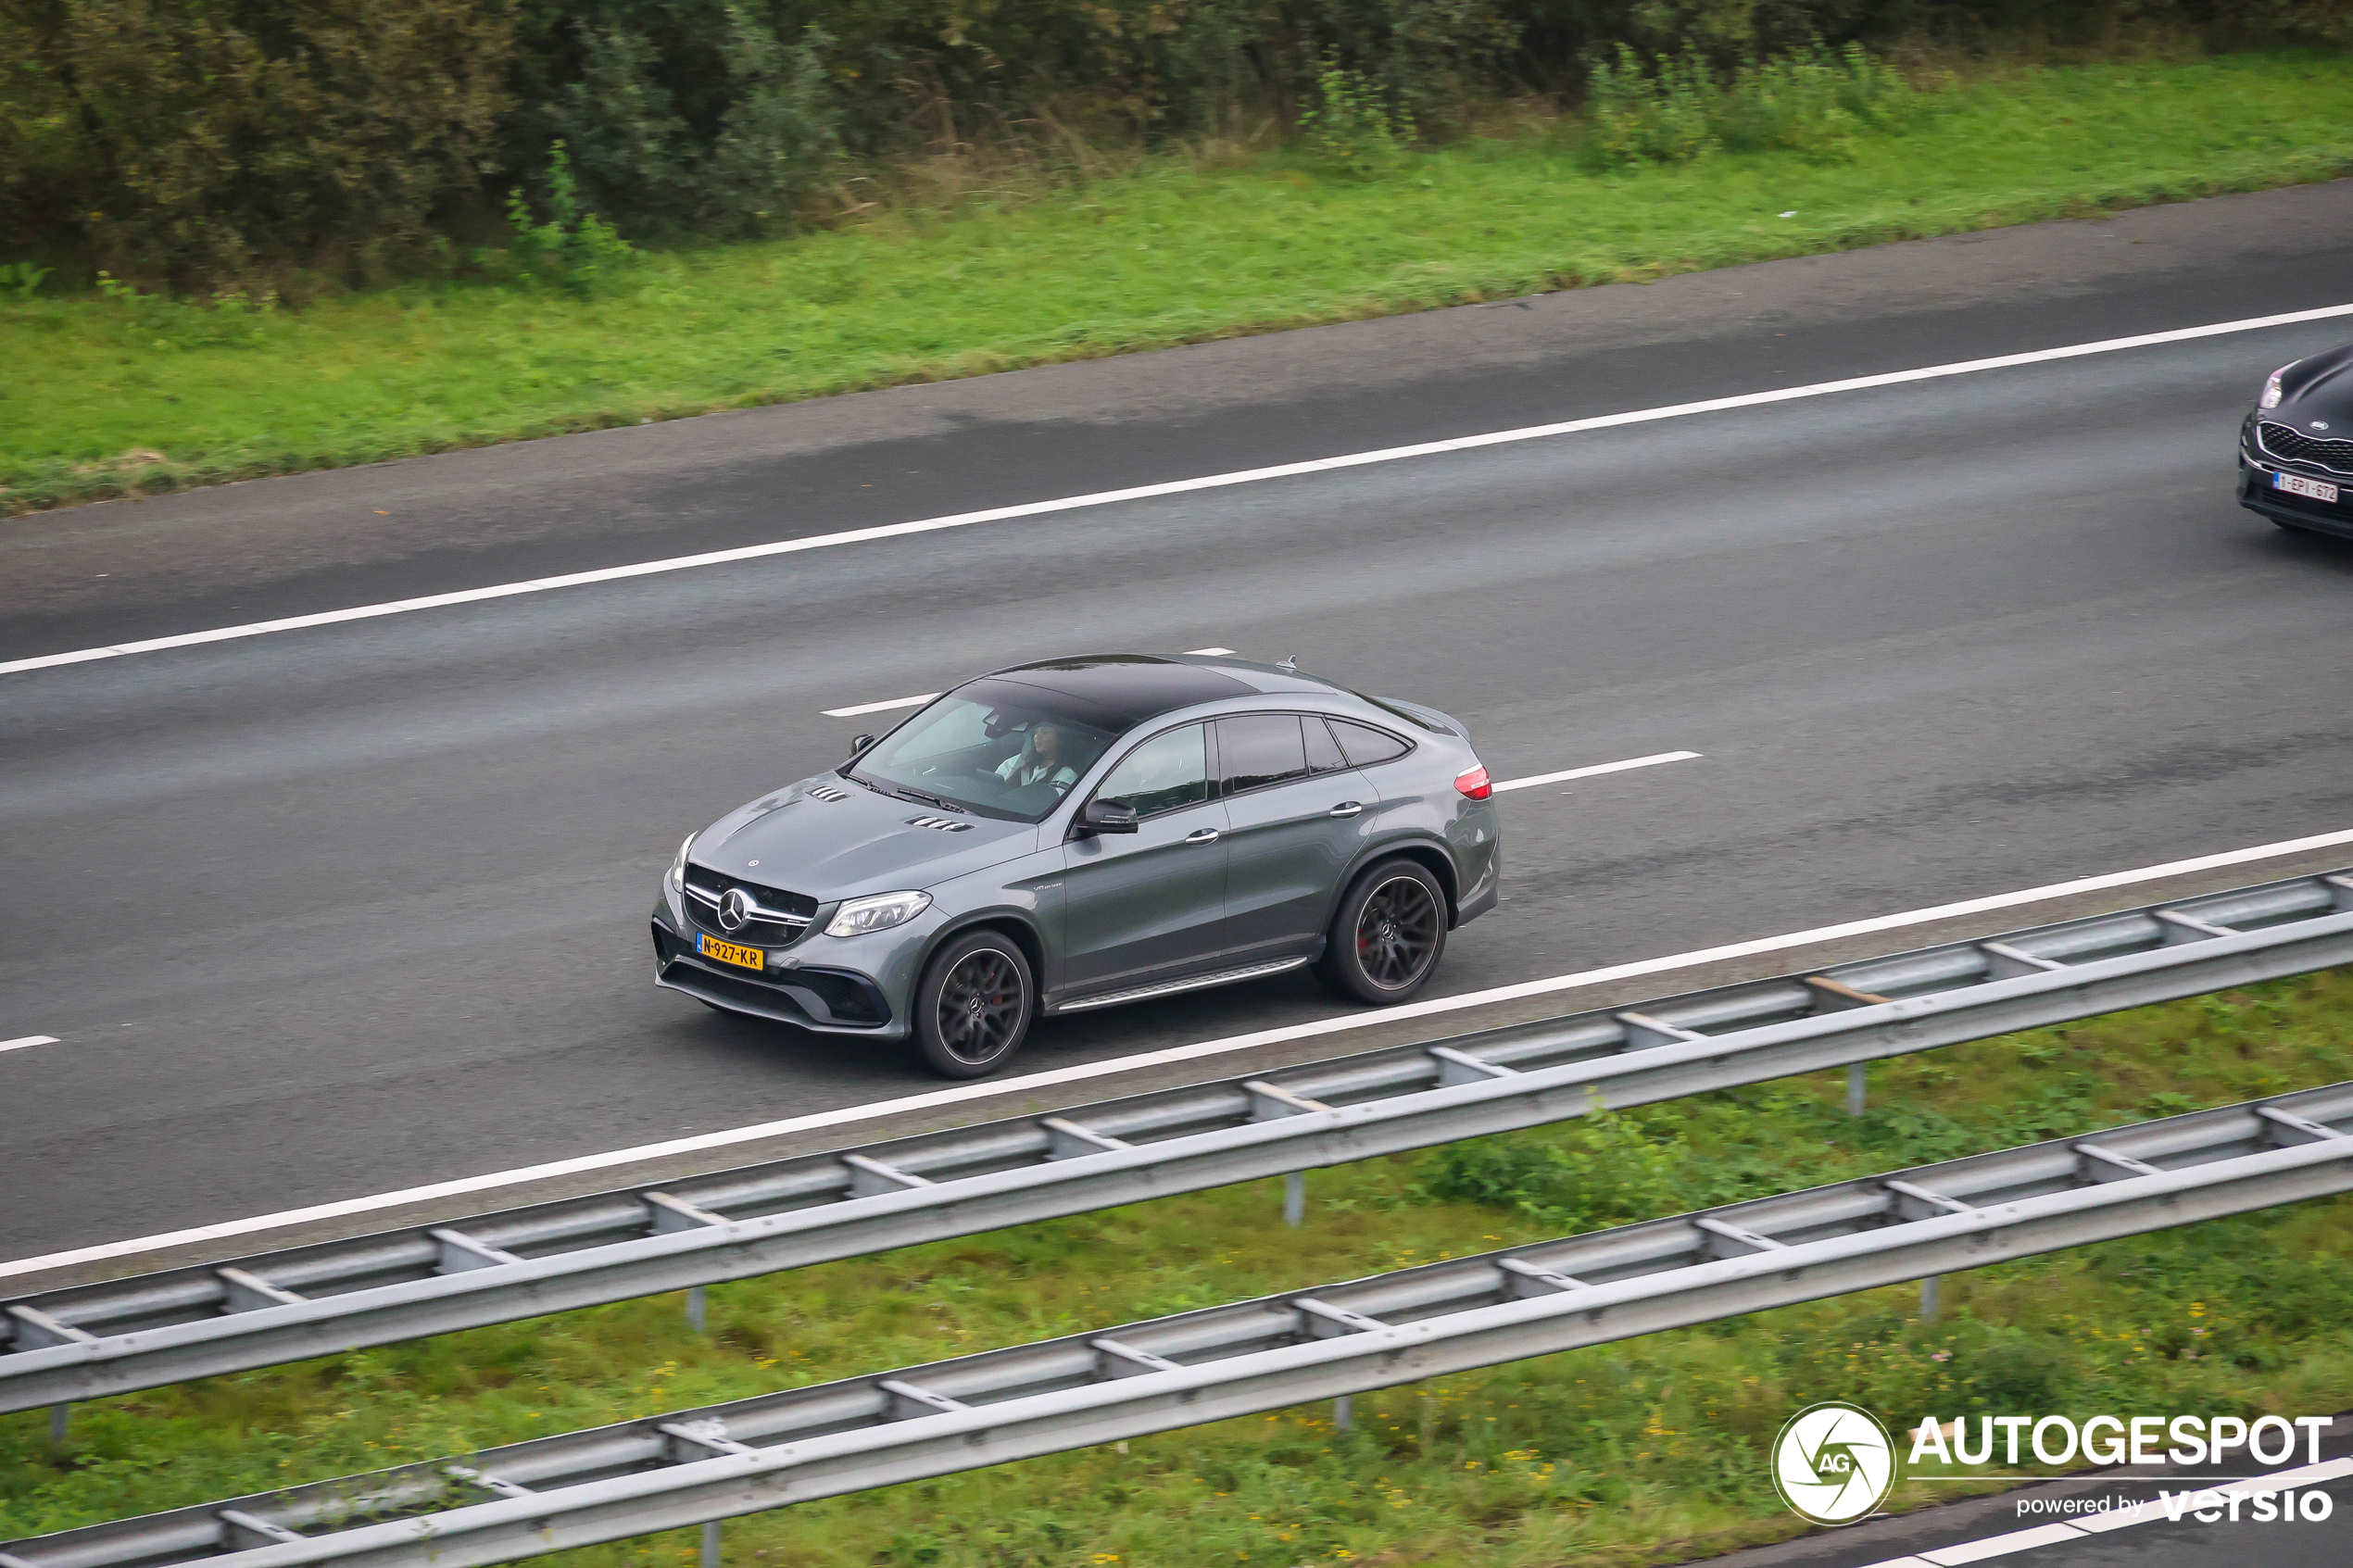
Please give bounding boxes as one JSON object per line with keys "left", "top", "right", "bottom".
{"left": 1327, "top": 802, "right": 1364, "bottom": 818}
{"left": 1184, "top": 828, "right": 1221, "bottom": 845}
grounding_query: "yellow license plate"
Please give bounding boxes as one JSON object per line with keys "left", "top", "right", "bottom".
{"left": 698, "top": 934, "right": 764, "bottom": 971}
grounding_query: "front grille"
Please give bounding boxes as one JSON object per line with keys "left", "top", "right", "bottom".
{"left": 2258, "top": 421, "right": 2353, "bottom": 475}
{"left": 682, "top": 864, "right": 820, "bottom": 947}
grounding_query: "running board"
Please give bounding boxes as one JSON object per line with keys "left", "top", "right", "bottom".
{"left": 1051, "top": 957, "right": 1309, "bottom": 1013}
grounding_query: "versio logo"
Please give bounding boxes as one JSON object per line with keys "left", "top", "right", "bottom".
{"left": 1771, "top": 1401, "right": 1899, "bottom": 1525}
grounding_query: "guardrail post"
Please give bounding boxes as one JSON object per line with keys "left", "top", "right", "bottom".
{"left": 686, "top": 1286, "right": 707, "bottom": 1334}
{"left": 48, "top": 1403, "right": 67, "bottom": 1445}
{"left": 699, "top": 1520, "right": 720, "bottom": 1568}
{"left": 1920, "top": 1274, "right": 1940, "bottom": 1323}
{"left": 1333, "top": 1394, "right": 1353, "bottom": 1433}
{"left": 1847, "top": 1063, "right": 1867, "bottom": 1117}
{"left": 1284, "top": 1173, "right": 1305, "bottom": 1228}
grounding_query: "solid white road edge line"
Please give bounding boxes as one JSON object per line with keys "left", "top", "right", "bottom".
{"left": 5, "top": 823, "right": 2349, "bottom": 1282}
{"left": 0, "top": 1036, "right": 58, "bottom": 1055}
{"left": 822, "top": 651, "right": 1239, "bottom": 718}
{"left": 1492, "top": 751, "right": 1702, "bottom": 792}
{"left": 1854, "top": 1454, "right": 2353, "bottom": 1567}
{"left": 8, "top": 303, "right": 2351, "bottom": 681}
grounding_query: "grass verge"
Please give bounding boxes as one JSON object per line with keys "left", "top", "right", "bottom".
{"left": 5, "top": 968, "right": 2351, "bottom": 1566}
{"left": 6, "top": 51, "right": 2352, "bottom": 519}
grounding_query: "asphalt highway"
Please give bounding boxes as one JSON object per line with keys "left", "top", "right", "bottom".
{"left": 5, "top": 181, "right": 2353, "bottom": 1271}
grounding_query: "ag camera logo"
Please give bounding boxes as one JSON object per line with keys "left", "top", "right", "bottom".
{"left": 1771, "top": 1401, "right": 1899, "bottom": 1525}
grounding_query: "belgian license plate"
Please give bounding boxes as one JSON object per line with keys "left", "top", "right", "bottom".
{"left": 2276, "top": 471, "right": 2338, "bottom": 503}
{"left": 698, "top": 934, "right": 763, "bottom": 971}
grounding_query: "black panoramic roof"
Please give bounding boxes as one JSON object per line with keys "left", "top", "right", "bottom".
{"left": 971, "top": 654, "right": 1256, "bottom": 732}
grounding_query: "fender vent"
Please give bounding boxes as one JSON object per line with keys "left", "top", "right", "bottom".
{"left": 907, "top": 815, "right": 974, "bottom": 833}
{"left": 807, "top": 785, "right": 849, "bottom": 802}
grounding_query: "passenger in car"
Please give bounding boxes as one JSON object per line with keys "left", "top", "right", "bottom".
{"left": 995, "top": 722, "right": 1080, "bottom": 793}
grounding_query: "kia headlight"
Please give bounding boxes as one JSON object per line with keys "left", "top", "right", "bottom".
{"left": 825, "top": 890, "right": 932, "bottom": 937}
{"left": 2259, "top": 363, "right": 2293, "bottom": 409}
{"left": 669, "top": 833, "right": 695, "bottom": 892}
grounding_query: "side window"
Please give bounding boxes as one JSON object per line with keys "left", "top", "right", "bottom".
{"left": 1302, "top": 716, "right": 1349, "bottom": 774}
{"left": 1217, "top": 714, "right": 1309, "bottom": 795}
{"left": 1094, "top": 724, "right": 1209, "bottom": 817}
{"left": 1329, "top": 719, "right": 1411, "bottom": 767}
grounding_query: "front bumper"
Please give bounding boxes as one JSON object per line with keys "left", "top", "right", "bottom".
{"left": 651, "top": 891, "right": 914, "bottom": 1037}
{"left": 2239, "top": 436, "right": 2353, "bottom": 541}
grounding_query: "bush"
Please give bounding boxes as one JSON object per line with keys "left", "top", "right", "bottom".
{"left": 4, "top": 0, "right": 2347, "bottom": 289}
{"left": 1300, "top": 56, "right": 1418, "bottom": 174}
{"left": 1586, "top": 40, "right": 1926, "bottom": 168}
{"left": 0, "top": 0, "right": 511, "bottom": 291}
{"left": 496, "top": 143, "right": 641, "bottom": 295}
{"left": 501, "top": 1, "right": 840, "bottom": 241}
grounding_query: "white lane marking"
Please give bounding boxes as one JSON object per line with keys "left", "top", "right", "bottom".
{"left": 10, "top": 303, "right": 2353, "bottom": 682}
{"left": 1492, "top": 751, "right": 1701, "bottom": 793}
{"left": 0, "top": 1035, "right": 59, "bottom": 1055}
{"left": 823, "top": 693, "right": 938, "bottom": 719}
{"left": 6, "top": 826, "right": 2349, "bottom": 1281}
{"left": 820, "top": 652, "right": 1237, "bottom": 718}
{"left": 1856, "top": 1455, "right": 2353, "bottom": 1565}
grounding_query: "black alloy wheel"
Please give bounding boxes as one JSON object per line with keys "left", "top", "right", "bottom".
{"left": 1315, "top": 858, "right": 1449, "bottom": 1005}
{"left": 914, "top": 930, "right": 1036, "bottom": 1078}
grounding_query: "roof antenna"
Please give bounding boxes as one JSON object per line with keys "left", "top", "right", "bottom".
{"left": 1277, "top": 654, "right": 1301, "bottom": 672}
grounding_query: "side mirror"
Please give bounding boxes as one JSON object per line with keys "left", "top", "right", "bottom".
{"left": 848, "top": 734, "right": 875, "bottom": 759}
{"left": 1078, "top": 798, "right": 1139, "bottom": 835}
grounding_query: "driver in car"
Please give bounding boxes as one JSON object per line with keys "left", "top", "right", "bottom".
{"left": 994, "top": 721, "right": 1080, "bottom": 794}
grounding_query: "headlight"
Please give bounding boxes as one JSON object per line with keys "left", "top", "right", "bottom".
{"left": 669, "top": 833, "right": 695, "bottom": 892}
{"left": 2259, "top": 364, "right": 2292, "bottom": 409}
{"left": 824, "top": 890, "right": 932, "bottom": 937}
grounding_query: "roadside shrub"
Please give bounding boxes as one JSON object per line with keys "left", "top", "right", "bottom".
{"left": 494, "top": 142, "right": 642, "bottom": 295}
{"left": 1584, "top": 40, "right": 1927, "bottom": 167}
{"left": 0, "top": 262, "right": 50, "bottom": 302}
{"left": 5, "top": 0, "right": 2347, "bottom": 289}
{"left": 501, "top": 1, "right": 841, "bottom": 241}
{"left": 1300, "top": 56, "right": 1418, "bottom": 174}
{"left": 1587, "top": 44, "right": 1720, "bottom": 163}
{"left": 0, "top": 0, "right": 512, "bottom": 291}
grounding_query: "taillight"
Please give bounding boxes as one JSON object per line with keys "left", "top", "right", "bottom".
{"left": 1454, "top": 764, "right": 1491, "bottom": 800}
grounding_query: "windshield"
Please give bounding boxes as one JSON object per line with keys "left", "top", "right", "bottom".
{"left": 847, "top": 681, "right": 1120, "bottom": 822}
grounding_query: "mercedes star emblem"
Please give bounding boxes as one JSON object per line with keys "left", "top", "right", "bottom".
{"left": 717, "top": 887, "right": 753, "bottom": 933}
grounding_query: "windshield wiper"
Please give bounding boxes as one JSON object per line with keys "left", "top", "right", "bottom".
{"left": 895, "top": 786, "right": 965, "bottom": 813}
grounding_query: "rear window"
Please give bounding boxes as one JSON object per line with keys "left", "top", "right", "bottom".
{"left": 1329, "top": 719, "right": 1411, "bottom": 767}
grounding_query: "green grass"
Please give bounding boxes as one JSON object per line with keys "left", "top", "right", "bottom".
{"left": 6, "top": 970, "right": 2352, "bottom": 1567}
{"left": 6, "top": 51, "right": 2352, "bottom": 518}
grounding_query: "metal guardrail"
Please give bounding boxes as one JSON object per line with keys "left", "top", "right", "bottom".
{"left": 6, "top": 869, "right": 2350, "bottom": 1414}
{"left": 11, "top": 1082, "right": 2352, "bottom": 1568}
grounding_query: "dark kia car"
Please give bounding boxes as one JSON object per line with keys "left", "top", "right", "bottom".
{"left": 2239, "top": 343, "right": 2353, "bottom": 539}
{"left": 652, "top": 654, "right": 1501, "bottom": 1077}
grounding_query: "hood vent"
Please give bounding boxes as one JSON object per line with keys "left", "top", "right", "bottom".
{"left": 807, "top": 784, "right": 849, "bottom": 802}
{"left": 907, "top": 815, "right": 974, "bottom": 833}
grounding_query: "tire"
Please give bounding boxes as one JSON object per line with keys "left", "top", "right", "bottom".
{"left": 913, "top": 929, "right": 1037, "bottom": 1078}
{"left": 1315, "top": 858, "right": 1448, "bottom": 1006}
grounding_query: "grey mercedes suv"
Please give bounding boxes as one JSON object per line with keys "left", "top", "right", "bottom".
{"left": 651, "top": 653, "right": 1500, "bottom": 1077}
